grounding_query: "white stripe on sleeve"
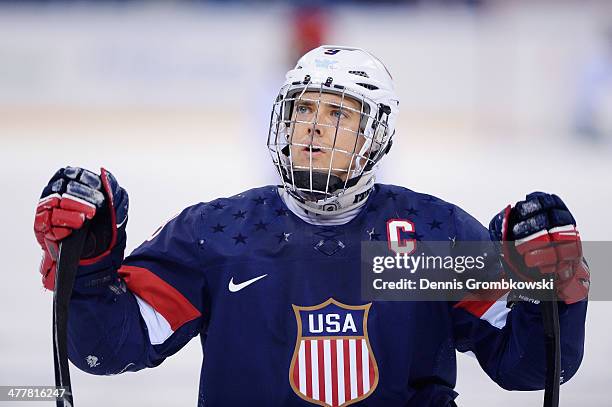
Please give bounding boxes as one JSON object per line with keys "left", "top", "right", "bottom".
{"left": 133, "top": 293, "right": 174, "bottom": 345}
{"left": 480, "top": 294, "right": 511, "bottom": 329}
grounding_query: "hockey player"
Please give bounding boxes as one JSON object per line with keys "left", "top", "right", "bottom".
{"left": 34, "top": 46, "right": 588, "bottom": 406}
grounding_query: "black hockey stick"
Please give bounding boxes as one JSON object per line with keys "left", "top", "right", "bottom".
{"left": 540, "top": 279, "right": 561, "bottom": 407}
{"left": 53, "top": 221, "right": 90, "bottom": 407}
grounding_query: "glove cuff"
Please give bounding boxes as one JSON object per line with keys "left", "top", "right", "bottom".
{"left": 79, "top": 168, "right": 124, "bottom": 265}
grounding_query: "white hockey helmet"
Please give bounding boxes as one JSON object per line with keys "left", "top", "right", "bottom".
{"left": 267, "top": 45, "right": 400, "bottom": 214}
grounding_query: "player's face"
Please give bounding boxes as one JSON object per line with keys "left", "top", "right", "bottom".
{"left": 289, "top": 91, "right": 366, "bottom": 181}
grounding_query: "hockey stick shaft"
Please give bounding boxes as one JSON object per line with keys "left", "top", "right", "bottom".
{"left": 541, "top": 281, "right": 561, "bottom": 407}
{"left": 53, "top": 221, "right": 89, "bottom": 407}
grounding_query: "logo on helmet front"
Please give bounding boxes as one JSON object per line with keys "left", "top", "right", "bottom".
{"left": 315, "top": 59, "right": 339, "bottom": 69}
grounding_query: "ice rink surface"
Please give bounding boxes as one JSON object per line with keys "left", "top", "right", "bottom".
{"left": 0, "top": 109, "right": 610, "bottom": 406}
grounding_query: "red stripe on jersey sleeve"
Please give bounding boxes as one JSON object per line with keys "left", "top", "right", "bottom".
{"left": 453, "top": 289, "right": 508, "bottom": 317}
{"left": 453, "top": 300, "right": 495, "bottom": 317}
{"left": 118, "top": 265, "right": 201, "bottom": 331}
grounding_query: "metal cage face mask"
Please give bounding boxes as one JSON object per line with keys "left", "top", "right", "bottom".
{"left": 267, "top": 82, "right": 392, "bottom": 205}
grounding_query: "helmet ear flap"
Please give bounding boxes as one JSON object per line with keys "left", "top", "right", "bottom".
{"left": 373, "top": 104, "right": 391, "bottom": 133}
{"left": 282, "top": 100, "right": 295, "bottom": 123}
{"left": 361, "top": 104, "right": 392, "bottom": 173}
{"left": 384, "top": 137, "right": 393, "bottom": 155}
{"left": 368, "top": 104, "right": 392, "bottom": 155}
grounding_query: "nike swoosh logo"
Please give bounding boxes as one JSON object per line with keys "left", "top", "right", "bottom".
{"left": 228, "top": 274, "right": 268, "bottom": 293}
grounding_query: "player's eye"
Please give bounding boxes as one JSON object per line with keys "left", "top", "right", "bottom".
{"left": 332, "top": 109, "right": 349, "bottom": 120}
{"left": 296, "top": 104, "right": 311, "bottom": 115}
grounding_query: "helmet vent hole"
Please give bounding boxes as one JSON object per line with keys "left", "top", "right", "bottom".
{"left": 349, "top": 70, "right": 369, "bottom": 78}
{"left": 356, "top": 83, "right": 379, "bottom": 91}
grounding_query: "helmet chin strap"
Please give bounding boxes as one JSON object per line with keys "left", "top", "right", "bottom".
{"left": 284, "top": 171, "right": 376, "bottom": 216}
{"left": 290, "top": 170, "right": 350, "bottom": 200}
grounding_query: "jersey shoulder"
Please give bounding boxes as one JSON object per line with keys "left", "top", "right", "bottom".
{"left": 150, "top": 185, "right": 280, "bottom": 239}
{"left": 189, "top": 185, "right": 293, "bottom": 261}
{"left": 372, "top": 183, "right": 488, "bottom": 240}
{"left": 373, "top": 183, "right": 457, "bottom": 213}
{"left": 198, "top": 185, "right": 281, "bottom": 219}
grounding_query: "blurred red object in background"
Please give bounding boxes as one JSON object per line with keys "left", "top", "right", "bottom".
{"left": 291, "top": 6, "right": 328, "bottom": 63}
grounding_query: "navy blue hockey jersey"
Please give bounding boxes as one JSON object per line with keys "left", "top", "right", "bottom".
{"left": 68, "top": 184, "right": 587, "bottom": 406}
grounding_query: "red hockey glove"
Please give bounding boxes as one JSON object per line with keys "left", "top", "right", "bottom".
{"left": 489, "top": 192, "right": 590, "bottom": 304}
{"left": 34, "top": 167, "right": 128, "bottom": 290}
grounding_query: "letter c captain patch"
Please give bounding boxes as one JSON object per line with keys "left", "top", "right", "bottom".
{"left": 289, "top": 298, "right": 379, "bottom": 406}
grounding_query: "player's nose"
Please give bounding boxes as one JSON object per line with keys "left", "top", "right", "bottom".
{"left": 307, "top": 126, "right": 322, "bottom": 136}
{"left": 307, "top": 116, "right": 334, "bottom": 138}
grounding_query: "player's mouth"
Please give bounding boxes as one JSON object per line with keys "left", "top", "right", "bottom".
{"left": 301, "top": 146, "right": 325, "bottom": 157}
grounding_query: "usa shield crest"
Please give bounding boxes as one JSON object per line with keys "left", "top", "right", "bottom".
{"left": 289, "top": 298, "right": 379, "bottom": 407}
